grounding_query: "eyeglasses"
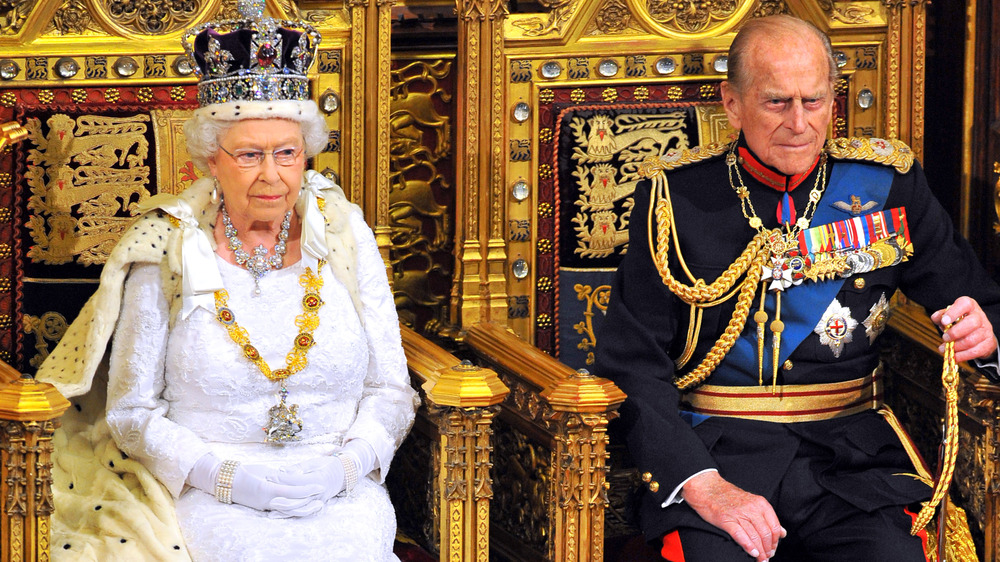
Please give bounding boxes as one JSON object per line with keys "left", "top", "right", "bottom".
{"left": 218, "top": 145, "right": 304, "bottom": 169}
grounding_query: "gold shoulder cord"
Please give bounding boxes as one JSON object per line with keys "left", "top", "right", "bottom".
{"left": 645, "top": 172, "right": 769, "bottom": 390}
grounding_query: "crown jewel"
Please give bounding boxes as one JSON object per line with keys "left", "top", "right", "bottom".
{"left": 182, "top": 0, "right": 321, "bottom": 106}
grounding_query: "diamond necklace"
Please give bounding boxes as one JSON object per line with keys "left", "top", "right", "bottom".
{"left": 726, "top": 143, "right": 829, "bottom": 388}
{"left": 221, "top": 204, "right": 292, "bottom": 295}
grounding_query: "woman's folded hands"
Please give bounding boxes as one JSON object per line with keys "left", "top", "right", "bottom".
{"left": 187, "top": 454, "right": 325, "bottom": 516}
{"left": 187, "top": 440, "right": 378, "bottom": 517}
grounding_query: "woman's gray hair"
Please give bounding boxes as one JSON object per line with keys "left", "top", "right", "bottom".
{"left": 727, "top": 15, "right": 839, "bottom": 94}
{"left": 183, "top": 100, "right": 328, "bottom": 172}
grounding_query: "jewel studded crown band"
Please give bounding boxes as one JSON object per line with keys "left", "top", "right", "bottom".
{"left": 181, "top": 0, "right": 321, "bottom": 107}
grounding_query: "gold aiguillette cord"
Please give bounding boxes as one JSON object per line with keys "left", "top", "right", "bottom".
{"left": 755, "top": 285, "right": 768, "bottom": 385}
{"left": 754, "top": 284, "right": 783, "bottom": 392}
{"left": 770, "top": 292, "right": 783, "bottom": 393}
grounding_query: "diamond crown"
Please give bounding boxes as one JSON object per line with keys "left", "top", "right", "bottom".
{"left": 181, "top": 0, "right": 321, "bottom": 106}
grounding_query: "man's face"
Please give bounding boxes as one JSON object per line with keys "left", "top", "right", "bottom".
{"left": 721, "top": 34, "right": 834, "bottom": 176}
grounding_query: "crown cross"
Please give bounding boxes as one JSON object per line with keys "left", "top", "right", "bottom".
{"left": 251, "top": 21, "right": 283, "bottom": 71}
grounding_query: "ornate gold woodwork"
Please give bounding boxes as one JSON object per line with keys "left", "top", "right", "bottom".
{"left": 0, "top": 362, "right": 70, "bottom": 562}
{"left": 22, "top": 312, "right": 68, "bottom": 369}
{"left": 388, "top": 57, "right": 457, "bottom": 333}
{"left": 465, "top": 322, "right": 624, "bottom": 561}
{"left": 397, "top": 324, "right": 509, "bottom": 561}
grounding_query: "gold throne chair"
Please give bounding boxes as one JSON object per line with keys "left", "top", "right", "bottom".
{"left": 0, "top": 1, "right": 513, "bottom": 560}
{"left": 431, "top": 0, "right": 1000, "bottom": 559}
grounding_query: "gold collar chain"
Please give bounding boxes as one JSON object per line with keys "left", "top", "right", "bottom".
{"left": 726, "top": 144, "right": 828, "bottom": 262}
{"left": 214, "top": 260, "right": 326, "bottom": 443}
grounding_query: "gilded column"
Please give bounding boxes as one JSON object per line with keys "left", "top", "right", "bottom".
{"left": 1, "top": 369, "right": 71, "bottom": 562}
{"left": 542, "top": 370, "right": 626, "bottom": 562}
{"left": 885, "top": 3, "right": 902, "bottom": 140}
{"left": 454, "top": 0, "right": 488, "bottom": 326}
{"left": 348, "top": 0, "right": 369, "bottom": 208}
{"left": 454, "top": 0, "right": 509, "bottom": 327}
{"left": 909, "top": 2, "right": 926, "bottom": 161}
{"left": 425, "top": 361, "right": 509, "bottom": 562}
{"left": 372, "top": 0, "right": 395, "bottom": 272}
{"left": 484, "top": 0, "right": 510, "bottom": 324}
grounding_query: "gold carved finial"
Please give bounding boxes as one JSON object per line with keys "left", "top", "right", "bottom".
{"left": 2, "top": 365, "right": 70, "bottom": 562}
{"left": 0, "top": 370, "right": 71, "bottom": 422}
{"left": 424, "top": 359, "right": 510, "bottom": 408}
{"left": 541, "top": 368, "right": 626, "bottom": 413}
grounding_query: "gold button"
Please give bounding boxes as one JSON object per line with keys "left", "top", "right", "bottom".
{"left": 649, "top": 481, "right": 660, "bottom": 493}
{"left": 641, "top": 472, "right": 652, "bottom": 483}
{"left": 782, "top": 360, "right": 793, "bottom": 371}
{"left": 854, "top": 277, "right": 865, "bottom": 289}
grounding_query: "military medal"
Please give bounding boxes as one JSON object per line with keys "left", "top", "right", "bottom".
{"left": 815, "top": 299, "right": 857, "bottom": 358}
{"left": 863, "top": 292, "right": 891, "bottom": 345}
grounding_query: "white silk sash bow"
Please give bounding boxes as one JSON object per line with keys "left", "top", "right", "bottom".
{"left": 136, "top": 193, "right": 223, "bottom": 319}
{"left": 298, "top": 170, "right": 336, "bottom": 261}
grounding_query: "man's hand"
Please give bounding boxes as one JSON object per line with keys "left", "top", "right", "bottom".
{"left": 682, "top": 471, "right": 785, "bottom": 562}
{"left": 931, "top": 296, "right": 997, "bottom": 363}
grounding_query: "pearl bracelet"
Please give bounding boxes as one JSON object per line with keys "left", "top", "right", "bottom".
{"left": 336, "top": 453, "right": 358, "bottom": 495}
{"left": 215, "top": 460, "right": 240, "bottom": 504}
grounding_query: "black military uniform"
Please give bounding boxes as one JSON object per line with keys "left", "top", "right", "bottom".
{"left": 595, "top": 135, "right": 1000, "bottom": 561}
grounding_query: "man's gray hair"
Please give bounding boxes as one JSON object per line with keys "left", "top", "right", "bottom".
{"left": 183, "top": 104, "right": 328, "bottom": 172}
{"left": 727, "top": 15, "right": 839, "bottom": 93}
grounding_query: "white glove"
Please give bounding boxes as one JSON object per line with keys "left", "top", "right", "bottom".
{"left": 187, "top": 453, "right": 325, "bottom": 516}
{"left": 273, "top": 456, "right": 346, "bottom": 502}
{"left": 272, "top": 439, "right": 379, "bottom": 501}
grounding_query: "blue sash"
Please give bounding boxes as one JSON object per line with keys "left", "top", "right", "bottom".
{"left": 704, "top": 162, "right": 896, "bottom": 386}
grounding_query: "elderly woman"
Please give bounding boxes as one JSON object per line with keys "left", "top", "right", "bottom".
{"left": 37, "top": 5, "right": 416, "bottom": 561}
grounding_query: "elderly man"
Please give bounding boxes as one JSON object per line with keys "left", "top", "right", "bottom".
{"left": 595, "top": 14, "right": 1000, "bottom": 562}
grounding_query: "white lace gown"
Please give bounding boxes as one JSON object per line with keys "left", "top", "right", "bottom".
{"left": 105, "top": 212, "right": 417, "bottom": 562}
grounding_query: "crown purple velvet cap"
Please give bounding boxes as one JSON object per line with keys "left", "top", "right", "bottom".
{"left": 181, "top": 0, "right": 321, "bottom": 107}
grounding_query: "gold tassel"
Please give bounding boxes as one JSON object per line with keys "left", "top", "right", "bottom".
{"left": 754, "top": 284, "right": 768, "bottom": 385}
{"left": 769, "top": 292, "right": 784, "bottom": 393}
{"left": 910, "top": 335, "right": 960, "bottom": 535}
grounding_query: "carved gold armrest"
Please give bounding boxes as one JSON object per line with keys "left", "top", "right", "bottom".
{"left": 1, "top": 362, "right": 71, "bottom": 562}
{"left": 465, "top": 322, "right": 626, "bottom": 562}
{"left": 399, "top": 324, "right": 508, "bottom": 562}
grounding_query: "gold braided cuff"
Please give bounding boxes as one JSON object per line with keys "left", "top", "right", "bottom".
{"left": 215, "top": 460, "right": 240, "bottom": 504}
{"left": 337, "top": 453, "right": 358, "bottom": 496}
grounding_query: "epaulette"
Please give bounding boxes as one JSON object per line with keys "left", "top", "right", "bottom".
{"left": 825, "top": 137, "right": 914, "bottom": 174}
{"left": 639, "top": 141, "right": 730, "bottom": 179}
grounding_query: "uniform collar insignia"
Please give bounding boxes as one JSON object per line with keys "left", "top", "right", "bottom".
{"left": 736, "top": 145, "right": 819, "bottom": 193}
{"left": 832, "top": 194, "right": 878, "bottom": 216}
{"left": 863, "top": 292, "right": 891, "bottom": 345}
{"left": 814, "top": 299, "right": 858, "bottom": 358}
